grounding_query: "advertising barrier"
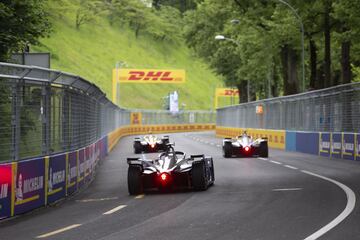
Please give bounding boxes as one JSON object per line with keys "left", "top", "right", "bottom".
{"left": 331, "top": 133, "right": 342, "bottom": 158}
{"left": 342, "top": 133, "right": 355, "bottom": 160}
{"left": 67, "top": 152, "right": 78, "bottom": 196}
{"left": 114, "top": 69, "right": 186, "bottom": 83}
{"left": 296, "top": 132, "right": 319, "bottom": 155}
{"left": 46, "top": 155, "right": 66, "bottom": 204}
{"left": 319, "top": 133, "right": 331, "bottom": 157}
{"left": 356, "top": 134, "right": 360, "bottom": 161}
{"left": 14, "top": 158, "right": 45, "bottom": 215}
{"left": 0, "top": 163, "right": 13, "bottom": 219}
{"left": 77, "top": 149, "right": 85, "bottom": 188}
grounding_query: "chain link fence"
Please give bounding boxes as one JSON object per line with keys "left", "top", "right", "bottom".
{"left": 217, "top": 83, "right": 360, "bottom": 133}
{"left": 0, "top": 63, "right": 130, "bottom": 162}
{"left": 132, "top": 109, "right": 216, "bottom": 125}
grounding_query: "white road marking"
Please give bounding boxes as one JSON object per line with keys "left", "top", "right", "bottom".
{"left": 258, "top": 157, "right": 268, "bottom": 161}
{"left": 216, "top": 145, "right": 221, "bottom": 147}
{"left": 135, "top": 194, "right": 145, "bottom": 199}
{"left": 284, "top": 165, "right": 298, "bottom": 170}
{"left": 301, "top": 170, "right": 356, "bottom": 240}
{"left": 76, "top": 197, "right": 118, "bottom": 203}
{"left": 272, "top": 188, "right": 302, "bottom": 192}
{"left": 36, "top": 224, "right": 82, "bottom": 238}
{"left": 204, "top": 141, "right": 209, "bottom": 144}
{"left": 210, "top": 142, "right": 215, "bottom": 145}
{"left": 103, "top": 205, "right": 127, "bottom": 215}
{"left": 270, "top": 160, "right": 282, "bottom": 165}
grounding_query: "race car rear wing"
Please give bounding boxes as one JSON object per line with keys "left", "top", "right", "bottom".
{"left": 127, "top": 158, "right": 142, "bottom": 165}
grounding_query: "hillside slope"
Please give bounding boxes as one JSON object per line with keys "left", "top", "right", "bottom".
{"left": 32, "top": 1, "right": 223, "bottom": 110}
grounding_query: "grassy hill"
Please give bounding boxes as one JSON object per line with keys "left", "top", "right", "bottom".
{"left": 32, "top": 1, "right": 225, "bottom": 110}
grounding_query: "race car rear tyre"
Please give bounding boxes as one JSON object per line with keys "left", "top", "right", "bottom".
{"left": 128, "top": 166, "right": 143, "bottom": 195}
{"left": 223, "top": 142, "right": 232, "bottom": 158}
{"left": 134, "top": 142, "right": 142, "bottom": 154}
{"left": 259, "top": 141, "right": 268, "bottom": 158}
{"left": 192, "top": 161, "right": 208, "bottom": 191}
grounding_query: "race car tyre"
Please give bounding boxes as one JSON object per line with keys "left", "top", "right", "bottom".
{"left": 192, "top": 161, "right": 208, "bottom": 191}
{"left": 134, "top": 141, "right": 142, "bottom": 154}
{"left": 259, "top": 141, "right": 268, "bottom": 158}
{"left": 162, "top": 136, "right": 170, "bottom": 145}
{"left": 223, "top": 142, "right": 232, "bottom": 158}
{"left": 128, "top": 166, "right": 143, "bottom": 195}
{"left": 205, "top": 157, "right": 215, "bottom": 184}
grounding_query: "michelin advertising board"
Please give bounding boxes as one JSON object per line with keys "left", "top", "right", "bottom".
{"left": 67, "top": 152, "right": 78, "bottom": 195}
{"left": 46, "top": 155, "right": 66, "bottom": 204}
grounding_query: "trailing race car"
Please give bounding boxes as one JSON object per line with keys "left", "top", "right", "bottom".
{"left": 222, "top": 131, "right": 268, "bottom": 158}
{"left": 133, "top": 134, "right": 169, "bottom": 153}
{"left": 127, "top": 143, "right": 215, "bottom": 195}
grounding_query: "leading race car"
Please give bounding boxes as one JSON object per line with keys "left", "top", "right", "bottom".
{"left": 222, "top": 131, "right": 268, "bottom": 158}
{"left": 127, "top": 143, "right": 215, "bottom": 195}
{"left": 133, "top": 134, "right": 169, "bottom": 153}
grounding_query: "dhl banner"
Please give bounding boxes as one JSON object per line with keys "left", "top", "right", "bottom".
{"left": 130, "top": 112, "right": 142, "bottom": 125}
{"left": 214, "top": 88, "right": 239, "bottom": 109}
{"left": 113, "top": 69, "right": 185, "bottom": 84}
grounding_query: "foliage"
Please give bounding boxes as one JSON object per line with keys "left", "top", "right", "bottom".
{"left": 0, "top": 0, "right": 51, "bottom": 61}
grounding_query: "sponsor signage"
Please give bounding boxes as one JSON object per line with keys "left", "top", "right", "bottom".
{"left": 130, "top": 112, "right": 142, "bottom": 125}
{"left": 356, "top": 134, "right": 360, "bottom": 161}
{"left": 331, "top": 133, "right": 342, "bottom": 158}
{"left": 14, "top": 158, "right": 45, "bottom": 215}
{"left": 214, "top": 88, "right": 239, "bottom": 108}
{"left": 0, "top": 163, "right": 13, "bottom": 219}
{"left": 114, "top": 69, "right": 185, "bottom": 83}
{"left": 342, "top": 133, "right": 355, "bottom": 160}
{"left": 77, "top": 149, "right": 85, "bottom": 188}
{"left": 319, "top": 132, "right": 331, "bottom": 157}
{"left": 67, "top": 152, "right": 78, "bottom": 195}
{"left": 169, "top": 91, "right": 179, "bottom": 113}
{"left": 46, "top": 155, "right": 66, "bottom": 204}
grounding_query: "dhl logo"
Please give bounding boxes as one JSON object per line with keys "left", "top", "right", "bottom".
{"left": 114, "top": 69, "right": 185, "bottom": 83}
{"left": 223, "top": 89, "right": 239, "bottom": 96}
{"left": 215, "top": 88, "right": 240, "bottom": 97}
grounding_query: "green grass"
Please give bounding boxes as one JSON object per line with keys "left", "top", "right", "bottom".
{"left": 32, "top": 2, "right": 225, "bottom": 110}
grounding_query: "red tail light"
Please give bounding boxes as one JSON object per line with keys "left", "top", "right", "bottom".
{"left": 244, "top": 146, "right": 250, "bottom": 152}
{"left": 160, "top": 173, "right": 167, "bottom": 181}
{"left": 151, "top": 144, "right": 155, "bottom": 148}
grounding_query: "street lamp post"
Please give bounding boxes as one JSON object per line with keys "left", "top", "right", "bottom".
{"left": 215, "top": 35, "right": 251, "bottom": 103}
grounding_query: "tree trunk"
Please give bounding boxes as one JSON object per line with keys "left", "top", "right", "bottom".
{"left": 280, "top": 44, "right": 299, "bottom": 95}
{"left": 324, "top": 0, "right": 332, "bottom": 87}
{"left": 309, "top": 38, "right": 317, "bottom": 90}
{"left": 238, "top": 81, "right": 248, "bottom": 103}
{"left": 341, "top": 41, "right": 352, "bottom": 84}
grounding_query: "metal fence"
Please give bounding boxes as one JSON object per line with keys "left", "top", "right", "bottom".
{"left": 0, "top": 62, "right": 130, "bottom": 162}
{"left": 133, "top": 109, "right": 216, "bottom": 125}
{"left": 217, "top": 83, "right": 360, "bottom": 133}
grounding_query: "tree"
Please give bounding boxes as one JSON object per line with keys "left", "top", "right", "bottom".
{"left": 75, "top": 0, "right": 105, "bottom": 29}
{"left": 0, "top": 0, "right": 51, "bottom": 61}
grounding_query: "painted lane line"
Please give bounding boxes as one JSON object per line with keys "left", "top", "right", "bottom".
{"left": 103, "top": 205, "right": 127, "bottom": 215}
{"left": 76, "top": 197, "right": 118, "bottom": 203}
{"left": 272, "top": 188, "right": 302, "bottom": 192}
{"left": 135, "top": 194, "right": 145, "bottom": 199}
{"left": 36, "top": 224, "right": 82, "bottom": 238}
{"left": 216, "top": 145, "right": 221, "bottom": 147}
{"left": 284, "top": 165, "right": 298, "bottom": 170}
{"left": 270, "top": 160, "right": 282, "bottom": 165}
{"left": 258, "top": 157, "right": 268, "bottom": 161}
{"left": 210, "top": 142, "right": 215, "bottom": 145}
{"left": 301, "top": 170, "right": 356, "bottom": 240}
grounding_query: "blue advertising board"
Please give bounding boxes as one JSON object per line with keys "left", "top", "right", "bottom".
{"left": 285, "top": 131, "right": 296, "bottom": 151}
{"left": 84, "top": 146, "right": 91, "bottom": 182}
{"left": 331, "top": 133, "right": 342, "bottom": 159}
{"left": 319, "top": 133, "right": 331, "bottom": 157}
{"left": 46, "top": 154, "right": 66, "bottom": 204}
{"left": 296, "top": 132, "right": 319, "bottom": 155}
{"left": 342, "top": 133, "right": 355, "bottom": 160}
{"left": 0, "top": 163, "right": 13, "bottom": 219}
{"left": 14, "top": 158, "right": 45, "bottom": 215}
{"left": 67, "top": 152, "right": 78, "bottom": 196}
{"left": 77, "top": 149, "right": 85, "bottom": 188}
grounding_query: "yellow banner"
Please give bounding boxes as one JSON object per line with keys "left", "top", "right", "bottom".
{"left": 215, "top": 88, "right": 239, "bottom": 97}
{"left": 113, "top": 69, "right": 185, "bottom": 83}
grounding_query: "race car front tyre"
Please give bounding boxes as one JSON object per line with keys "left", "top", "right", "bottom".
{"left": 192, "top": 161, "right": 208, "bottom": 191}
{"left": 134, "top": 141, "right": 142, "bottom": 154}
{"left": 128, "top": 166, "right": 143, "bottom": 195}
{"left": 223, "top": 142, "right": 232, "bottom": 158}
{"left": 259, "top": 141, "right": 268, "bottom": 158}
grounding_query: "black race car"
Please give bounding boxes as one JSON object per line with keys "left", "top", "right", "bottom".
{"left": 222, "top": 132, "right": 268, "bottom": 158}
{"left": 133, "top": 134, "right": 170, "bottom": 153}
{"left": 127, "top": 144, "right": 215, "bottom": 195}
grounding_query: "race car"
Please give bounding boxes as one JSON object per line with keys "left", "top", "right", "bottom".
{"left": 127, "top": 143, "right": 215, "bottom": 195}
{"left": 133, "top": 134, "right": 170, "bottom": 153}
{"left": 222, "top": 132, "right": 268, "bottom": 158}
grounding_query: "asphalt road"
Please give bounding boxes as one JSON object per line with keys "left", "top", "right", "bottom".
{"left": 1, "top": 131, "right": 360, "bottom": 240}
